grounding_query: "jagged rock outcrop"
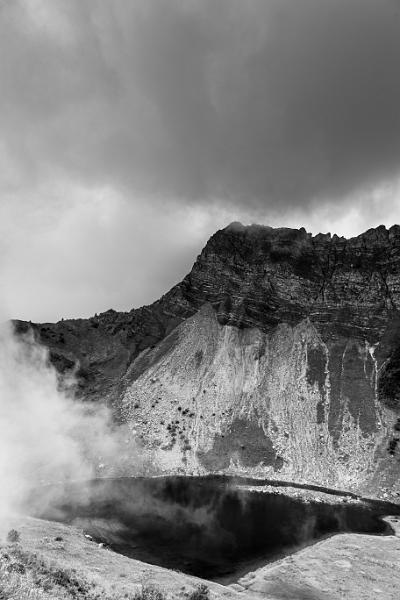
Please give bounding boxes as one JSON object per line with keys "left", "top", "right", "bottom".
{"left": 14, "top": 223, "right": 400, "bottom": 493}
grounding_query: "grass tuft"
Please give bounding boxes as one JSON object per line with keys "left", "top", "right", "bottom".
{"left": 133, "top": 584, "right": 166, "bottom": 600}
{"left": 187, "top": 584, "right": 210, "bottom": 600}
{"left": 0, "top": 545, "right": 139, "bottom": 599}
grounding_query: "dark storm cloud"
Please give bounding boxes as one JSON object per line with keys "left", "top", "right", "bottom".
{"left": 2, "top": 0, "right": 400, "bottom": 322}
{"left": 2, "top": 0, "right": 400, "bottom": 207}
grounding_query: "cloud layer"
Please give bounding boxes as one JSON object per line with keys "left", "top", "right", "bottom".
{"left": 3, "top": 0, "right": 400, "bottom": 205}
{"left": 1, "top": 0, "right": 400, "bottom": 320}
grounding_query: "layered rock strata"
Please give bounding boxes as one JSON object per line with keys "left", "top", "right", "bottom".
{"left": 14, "top": 223, "right": 400, "bottom": 492}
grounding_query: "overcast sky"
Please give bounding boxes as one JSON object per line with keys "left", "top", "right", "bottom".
{"left": 1, "top": 0, "right": 400, "bottom": 322}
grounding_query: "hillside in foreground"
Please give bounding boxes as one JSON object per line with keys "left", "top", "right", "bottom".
{"left": 0, "top": 515, "right": 232, "bottom": 600}
{"left": 1, "top": 508, "right": 400, "bottom": 600}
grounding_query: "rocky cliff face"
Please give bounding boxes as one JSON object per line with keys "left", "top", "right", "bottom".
{"left": 14, "top": 223, "right": 400, "bottom": 493}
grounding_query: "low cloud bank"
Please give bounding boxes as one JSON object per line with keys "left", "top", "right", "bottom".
{"left": 0, "top": 322, "right": 147, "bottom": 521}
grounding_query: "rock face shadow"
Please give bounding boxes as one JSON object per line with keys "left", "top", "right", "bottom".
{"left": 27, "top": 476, "right": 400, "bottom": 582}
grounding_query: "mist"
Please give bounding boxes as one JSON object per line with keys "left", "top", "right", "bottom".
{"left": 0, "top": 321, "right": 148, "bottom": 521}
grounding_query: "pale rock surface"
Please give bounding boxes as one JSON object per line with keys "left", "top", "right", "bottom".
{"left": 14, "top": 224, "right": 400, "bottom": 493}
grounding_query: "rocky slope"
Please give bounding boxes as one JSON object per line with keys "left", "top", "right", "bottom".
{"left": 14, "top": 223, "right": 400, "bottom": 493}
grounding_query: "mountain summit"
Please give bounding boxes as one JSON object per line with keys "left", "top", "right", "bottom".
{"left": 14, "top": 224, "right": 400, "bottom": 493}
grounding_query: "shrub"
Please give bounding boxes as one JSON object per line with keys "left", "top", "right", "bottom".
{"left": 194, "top": 349, "right": 203, "bottom": 365}
{"left": 7, "top": 529, "right": 20, "bottom": 544}
{"left": 188, "top": 584, "right": 210, "bottom": 600}
{"left": 134, "top": 584, "right": 166, "bottom": 600}
{"left": 7, "top": 561, "right": 25, "bottom": 574}
{"left": 5, "top": 547, "right": 91, "bottom": 597}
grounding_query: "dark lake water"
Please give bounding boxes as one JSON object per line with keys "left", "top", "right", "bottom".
{"left": 27, "top": 475, "right": 400, "bottom": 582}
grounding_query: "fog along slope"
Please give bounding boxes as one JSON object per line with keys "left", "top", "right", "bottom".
{"left": 15, "top": 223, "right": 400, "bottom": 494}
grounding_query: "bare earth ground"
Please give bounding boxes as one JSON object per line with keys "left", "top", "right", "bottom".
{"left": 1, "top": 513, "right": 400, "bottom": 599}
{"left": 230, "top": 517, "right": 400, "bottom": 599}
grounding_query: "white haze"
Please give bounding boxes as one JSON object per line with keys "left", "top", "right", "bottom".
{"left": 0, "top": 322, "right": 146, "bottom": 521}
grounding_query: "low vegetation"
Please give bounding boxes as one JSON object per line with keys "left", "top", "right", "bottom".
{"left": 6, "top": 529, "right": 20, "bottom": 544}
{"left": 187, "top": 584, "right": 210, "bottom": 600}
{"left": 133, "top": 583, "right": 210, "bottom": 600}
{"left": 0, "top": 543, "right": 136, "bottom": 599}
{"left": 0, "top": 533, "right": 211, "bottom": 600}
{"left": 134, "top": 585, "right": 165, "bottom": 600}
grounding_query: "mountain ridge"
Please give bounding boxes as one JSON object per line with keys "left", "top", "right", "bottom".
{"left": 13, "top": 223, "right": 400, "bottom": 493}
